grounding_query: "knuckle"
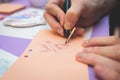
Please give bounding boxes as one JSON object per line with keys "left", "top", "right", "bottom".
{"left": 88, "top": 54, "right": 98, "bottom": 64}
{"left": 57, "top": 12, "right": 63, "bottom": 19}
{"left": 88, "top": 37, "right": 97, "bottom": 44}
{"left": 45, "top": 3, "right": 52, "bottom": 11}
{"left": 91, "top": 46, "right": 100, "bottom": 53}
{"left": 67, "top": 10, "right": 78, "bottom": 20}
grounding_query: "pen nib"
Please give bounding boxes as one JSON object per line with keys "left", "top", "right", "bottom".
{"left": 64, "top": 27, "right": 76, "bottom": 45}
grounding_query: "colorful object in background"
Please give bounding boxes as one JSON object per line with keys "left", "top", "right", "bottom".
{"left": 3, "top": 8, "right": 46, "bottom": 28}
{"left": 0, "top": 3, "right": 25, "bottom": 14}
{"left": 29, "top": 0, "right": 48, "bottom": 8}
{"left": 0, "top": 15, "right": 4, "bottom": 20}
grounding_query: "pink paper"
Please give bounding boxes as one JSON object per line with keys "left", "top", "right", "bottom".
{"left": 1, "top": 30, "right": 89, "bottom": 80}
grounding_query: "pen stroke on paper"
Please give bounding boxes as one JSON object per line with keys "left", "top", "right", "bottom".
{"left": 39, "top": 40, "right": 69, "bottom": 53}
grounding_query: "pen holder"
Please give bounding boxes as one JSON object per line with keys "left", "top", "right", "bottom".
{"left": 29, "top": 0, "right": 48, "bottom": 9}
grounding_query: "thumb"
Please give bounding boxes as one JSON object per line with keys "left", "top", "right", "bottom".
{"left": 64, "top": 2, "right": 83, "bottom": 30}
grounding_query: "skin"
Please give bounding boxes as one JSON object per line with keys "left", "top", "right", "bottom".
{"left": 76, "top": 36, "right": 120, "bottom": 80}
{"left": 44, "top": 0, "right": 117, "bottom": 36}
{"left": 44, "top": 0, "right": 119, "bottom": 79}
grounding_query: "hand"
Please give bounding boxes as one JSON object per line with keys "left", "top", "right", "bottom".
{"left": 76, "top": 51, "right": 120, "bottom": 80}
{"left": 44, "top": 0, "right": 117, "bottom": 36}
{"left": 44, "top": 0, "right": 85, "bottom": 36}
{"left": 64, "top": 0, "right": 117, "bottom": 30}
{"left": 82, "top": 36, "right": 120, "bottom": 61}
{"left": 44, "top": 0, "right": 65, "bottom": 36}
{"left": 76, "top": 36, "right": 120, "bottom": 80}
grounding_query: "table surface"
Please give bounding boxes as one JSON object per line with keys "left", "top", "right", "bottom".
{"left": 0, "top": 0, "right": 110, "bottom": 80}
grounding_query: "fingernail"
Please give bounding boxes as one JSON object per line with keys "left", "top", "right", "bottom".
{"left": 83, "top": 47, "right": 92, "bottom": 53}
{"left": 78, "top": 52, "right": 87, "bottom": 59}
{"left": 82, "top": 40, "right": 89, "bottom": 47}
{"left": 64, "top": 22, "right": 73, "bottom": 30}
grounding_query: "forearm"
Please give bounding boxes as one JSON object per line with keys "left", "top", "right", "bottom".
{"left": 94, "top": 0, "right": 117, "bottom": 18}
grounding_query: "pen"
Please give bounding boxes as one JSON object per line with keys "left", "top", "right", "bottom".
{"left": 64, "top": 0, "right": 71, "bottom": 38}
{"left": 64, "top": 0, "right": 76, "bottom": 44}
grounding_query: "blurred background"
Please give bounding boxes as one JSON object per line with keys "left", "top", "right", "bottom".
{"left": 0, "top": 0, "right": 48, "bottom": 8}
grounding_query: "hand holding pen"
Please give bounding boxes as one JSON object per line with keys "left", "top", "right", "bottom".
{"left": 44, "top": 0, "right": 86, "bottom": 37}
{"left": 44, "top": 0, "right": 116, "bottom": 37}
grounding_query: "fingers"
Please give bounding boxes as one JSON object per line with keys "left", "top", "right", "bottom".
{"left": 83, "top": 45, "right": 120, "bottom": 61}
{"left": 76, "top": 52, "right": 120, "bottom": 72}
{"left": 64, "top": 0, "right": 83, "bottom": 30}
{"left": 82, "top": 36, "right": 120, "bottom": 47}
{"left": 45, "top": 0, "right": 94, "bottom": 36}
{"left": 94, "top": 65, "right": 120, "bottom": 80}
{"left": 44, "top": 12, "right": 64, "bottom": 36}
{"left": 45, "top": 0, "right": 65, "bottom": 26}
{"left": 81, "top": 36, "right": 120, "bottom": 61}
{"left": 76, "top": 52, "right": 106, "bottom": 65}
